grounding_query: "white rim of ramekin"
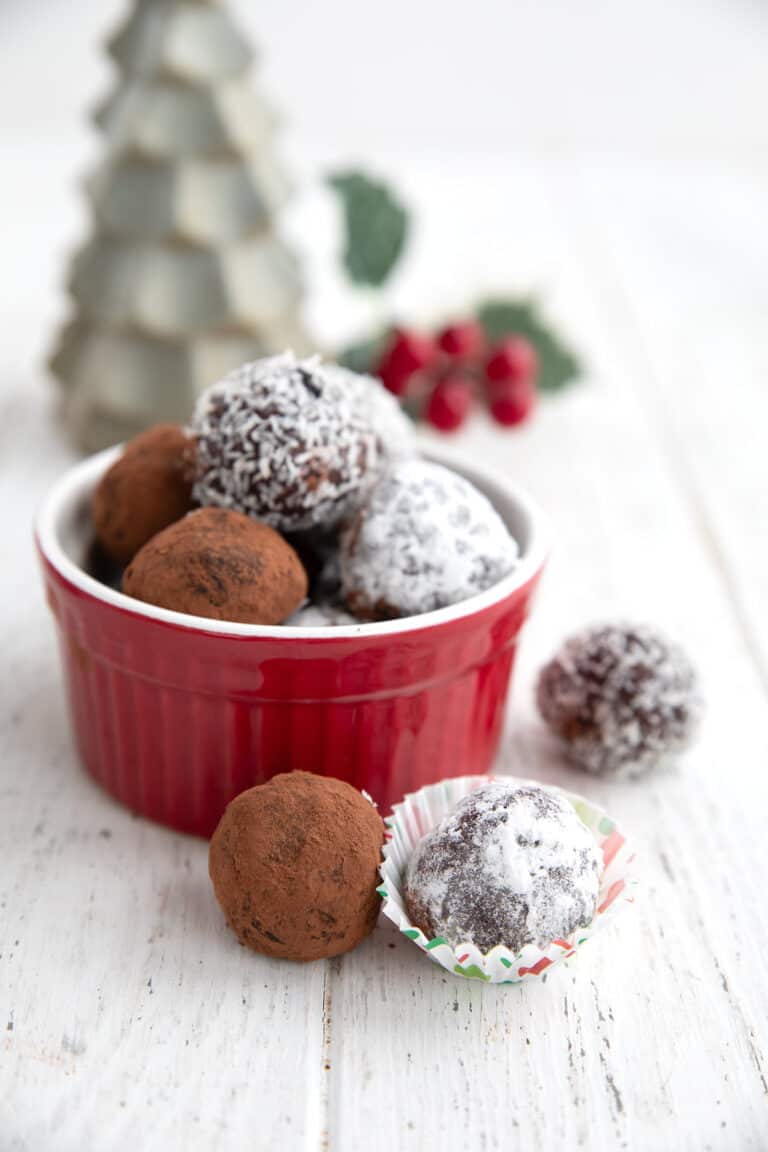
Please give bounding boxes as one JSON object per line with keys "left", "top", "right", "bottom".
{"left": 36, "top": 442, "right": 550, "bottom": 639}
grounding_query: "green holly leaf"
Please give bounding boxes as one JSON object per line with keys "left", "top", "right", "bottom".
{"left": 476, "top": 298, "right": 581, "bottom": 392}
{"left": 328, "top": 170, "right": 409, "bottom": 289}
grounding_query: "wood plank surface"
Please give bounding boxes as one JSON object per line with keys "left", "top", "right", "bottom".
{"left": 1, "top": 68, "right": 768, "bottom": 1152}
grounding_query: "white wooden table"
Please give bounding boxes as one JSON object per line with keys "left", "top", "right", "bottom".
{"left": 2, "top": 154, "right": 768, "bottom": 1151}
{"left": 3, "top": 3, "right": 768, "bottom": 1142}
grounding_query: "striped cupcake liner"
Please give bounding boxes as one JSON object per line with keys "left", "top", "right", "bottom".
{"left": 378, "top": 775, "right": 637, "bottom": 983}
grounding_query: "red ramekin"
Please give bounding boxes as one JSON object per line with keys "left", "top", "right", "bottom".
{"left": 36, "top": 445, "right": 548, "bottom": 837}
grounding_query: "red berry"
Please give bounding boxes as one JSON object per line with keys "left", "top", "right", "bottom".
{"left": 488, "top": 378, "right": 536, "bottom": 427}
{"left": 377, "top": 357, "right": 410, "bottom": 396}
{"left": 436, "top": 320, "right": 485, "bottom": 361}
{"left": 425, "top": 375, "right": 473, "bottom": 432}
{"left": 485, "top": 337, "right": 538, "bottom": 386}
{"left": 377, "top": 329, "right": 436, "bottom": 396}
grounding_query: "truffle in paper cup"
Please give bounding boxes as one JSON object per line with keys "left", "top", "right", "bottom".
{"left": 378, "top": 775, "right": 637, "bottom": 983}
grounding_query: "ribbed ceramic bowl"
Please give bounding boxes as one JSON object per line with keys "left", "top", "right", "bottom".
{"left": 36, "top": 445, "right": 549, "bottom": 837}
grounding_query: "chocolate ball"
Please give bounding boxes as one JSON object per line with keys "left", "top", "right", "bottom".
{"left": 209, "top": 772, "right": 385, "bottom": 961}
{"left": 93, "top": 424, "right": 194, "bottom": 563}
{"left": 405, "top": 780, "right": 601, "bottom": 954}
{"left": 537, "top": 623, "right": 702, "bottom": 778}
{"left": 191, "top": 353, "right": 380, "bottom": 533}
{"left": 340, "top": 459, "right": 519, "bottom": 620}
{"left": 122, "top": 507, "right": 307, "bottom": 624}
{"left": 323, "top": 364, "right": 416, "bottom": 461}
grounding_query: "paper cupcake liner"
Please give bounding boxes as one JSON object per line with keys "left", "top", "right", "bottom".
{"left": 378, "top": 775, "right": 637, "bottom": 984}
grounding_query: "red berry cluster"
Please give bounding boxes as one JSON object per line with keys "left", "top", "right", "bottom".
{"left": 376, "top": 322, "right": 538, "bottom": 432}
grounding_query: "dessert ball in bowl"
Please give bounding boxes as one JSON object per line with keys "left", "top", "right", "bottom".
{"left": 36, "top": 358, "right": 548, "bottom": 837}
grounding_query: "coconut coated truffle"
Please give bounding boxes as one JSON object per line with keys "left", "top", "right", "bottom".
{"left": 340, "top": 459, "right": 519, "bottom": 620}
{"left": 122, "top": 507, "right": 307, "bottom": 624}
{"left": 209, "top": 771, "right": 385, "bottom": 961}
{"left": 92, "top": 423, "right": 194, "bottom": 563}
{"left": 323, "top": 364, "right": 416, "bottom": 461}
{"left": 404, "top": 779, "right": 601, "bottom": 955}
{"left": 191, "top": 354, "right": 380, "bottom": 533}
{"left": 537, "top": 623, "right": 702, "bottom": 778}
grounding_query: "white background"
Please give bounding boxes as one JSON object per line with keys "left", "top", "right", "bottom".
{"left": 3, "top": 0, "right": 768, "bottom": 363}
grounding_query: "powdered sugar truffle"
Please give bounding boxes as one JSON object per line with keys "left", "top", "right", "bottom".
{"left": 537, "top": 623, "right": 702, "bottom": 778}
{"left": 323, "top": 364, "right": 416, "bottom": 460}
{"left": 191, "top": 354, "right": 380, "bottom": 532}
{"left": 340, "top": 459, "right": 518, "bottom": 620}
{"left": 285, "top": 603, "right": 359, "bottom": 628}
{"left": 404, "top": 780, "right": 601, "bottom": 955}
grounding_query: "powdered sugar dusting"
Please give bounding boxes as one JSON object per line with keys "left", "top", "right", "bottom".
{"left": 190, "top": 353, "right": 380, "bottom": 532}
{"left": 340, "top": 459, "right": 519, "bottom": 620}
{"left": 284, "top": 602, "right": 359, "bottom": 627}
{"left": 404, "top": 779, "right": 601, "bottom": 955}
{"left": 537, "top": 622, "right": 702, "bottom": 778}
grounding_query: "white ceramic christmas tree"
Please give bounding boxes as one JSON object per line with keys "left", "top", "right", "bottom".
{"left": 51, "top": 0, "right": 309, "bottom": 450}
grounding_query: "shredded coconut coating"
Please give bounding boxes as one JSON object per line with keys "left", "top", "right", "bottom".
{"left": 322, "top": 364, "right": 416, "bottom": 461}
{"left": 404, "top": 780, "right": 601, "bottom": 955}
{"left": 190, "top": 353, "right": 380, "bottom": 532}
{"left": 537, "top": 623, "right": 702, "bottom": 778}
{"left": 340, "top": 459, "right": 519, "bottom": 620}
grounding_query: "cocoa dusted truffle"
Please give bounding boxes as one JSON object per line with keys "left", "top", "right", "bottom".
{"left": 191, "top": 354, "right": 380, "bottom": 533}
{"left": 209, "top": 771, "right": 385, "bottom": 961}
{"left": 404, "top": 780, "right": 601, "bottom": 955}
{"left": 122, "top": 507, "right": 307, "bottom": 624}
{"left": 340, "top": 459, "right": 519, "bottom": 620}
{"left": 92, "top": 423, "right": 194, "bottom": 563}
{"left": 537, "top": 623, "right": 702, "bottom": 778}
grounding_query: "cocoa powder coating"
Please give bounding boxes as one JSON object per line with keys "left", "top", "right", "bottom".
{"left": 122, "top": 507, "right": 308, "bottom": 624}
{"left": 93, "top": 423, "right": 195, "bottom": 563}
{"left": 208, "top": 772, "right": 385, "bottom": 961}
